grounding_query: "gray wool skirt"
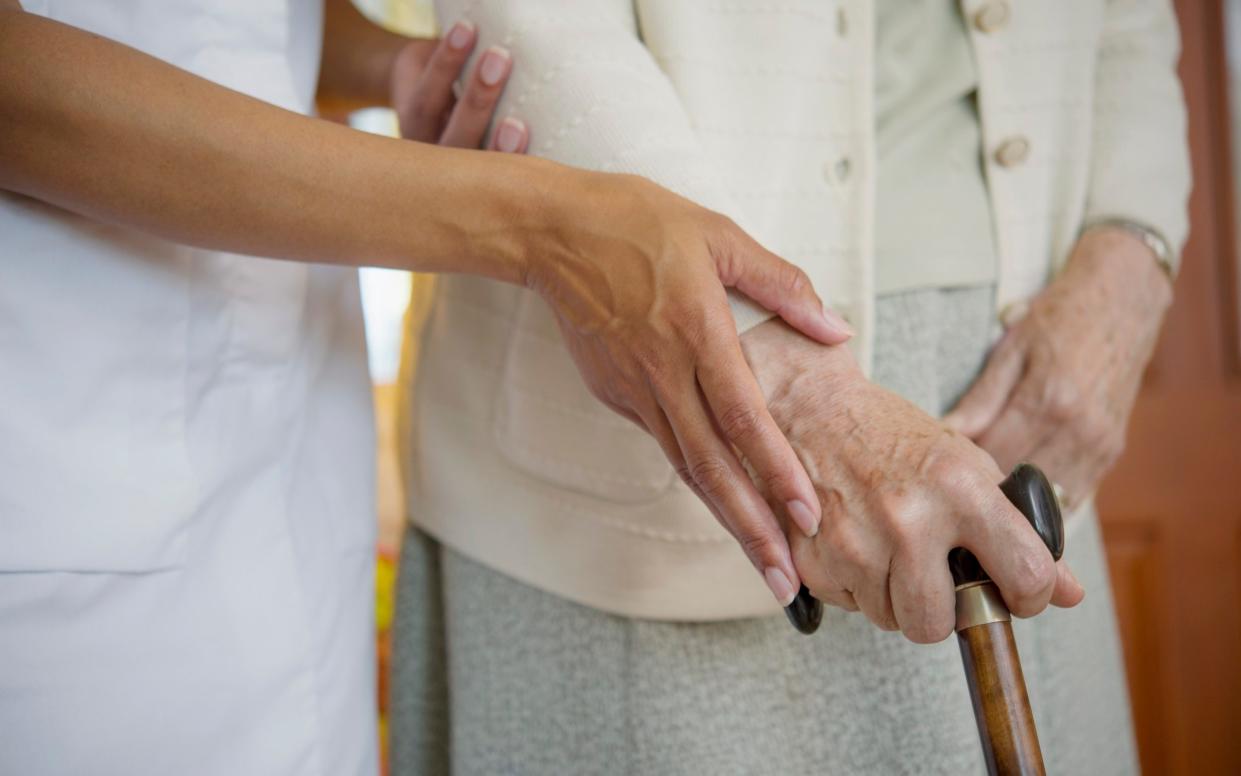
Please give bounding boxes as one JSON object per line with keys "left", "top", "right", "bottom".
{"left": 390, "top": 286, "right": 1139, "bottom": 776}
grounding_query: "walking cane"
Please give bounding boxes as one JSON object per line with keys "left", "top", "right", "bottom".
{"left": 784, "top": 463, "right": 1064, "bottom": 776}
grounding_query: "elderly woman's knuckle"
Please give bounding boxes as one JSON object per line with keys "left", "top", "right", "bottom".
{"left": 927, "top": 451, "right": 979, "bottom": 494}
{"left": 1046, "top": 378, "right": 1081, "bottom": 421}
{"left": 1010, "top": 550, "right": 1054, "bottom": 610}
{"left": 828, "top": 532, "right": 867, "bottom": 572}
{"left": 875, "top": 489, "right": 919, "bottom": 534}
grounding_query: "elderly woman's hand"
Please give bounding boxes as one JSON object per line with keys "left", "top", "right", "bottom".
{"left": 741, "top": 320, "right": 1084, "bottom": 642}
{"left": 944, "top": 228, "right": 1173, "bottom": 509}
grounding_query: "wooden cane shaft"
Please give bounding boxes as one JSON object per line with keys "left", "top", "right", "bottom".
{"left": 957, "top": 621, "right": 1046, "bottom": 776}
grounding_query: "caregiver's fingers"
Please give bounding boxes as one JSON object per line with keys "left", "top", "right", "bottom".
{"left": 659, "top": 378, "right": 801, "bottom": 606}
{"left": 709, "top": 223, "right": 853, "bottom": 346}
{"left": 944, "top": 332, "right": 1026, "bottom": 438}
{"left": 487, "top": 117, "right": 529, "bottom": 154}
{"left": 394, "top": 20, "right": 477, "bottom": 142}
{"left": 696, "top": 337, "right": 822, "bottom": 539}
{"left": 889, "top": 550, "right": 956, "bottom": 644}
{"left": 440, "top": 45, "right": 514, "bottom": 149}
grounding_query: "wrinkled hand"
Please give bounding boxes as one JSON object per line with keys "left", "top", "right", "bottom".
{"left": 531, "top": 174, "right": 855, "bottom": 605}
{"left": 741, "top": 320, "right": 1084, "bottom": 642}
{"left": 945, "top": 228, "right": 1173, "bottom": 508}
{"left": 389, "top": 20, "right": 529, "bottom": 152}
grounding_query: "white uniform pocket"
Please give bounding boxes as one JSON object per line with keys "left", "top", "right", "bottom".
{"left": 493, "top": 293, "right": 676, "bottom": 504}
{"left": 0, "top": 197, "right": 196, "bottom": 572}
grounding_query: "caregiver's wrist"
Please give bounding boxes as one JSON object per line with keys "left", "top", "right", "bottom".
{"left": 513, "top": 166, "right": 659, "bottom": 293}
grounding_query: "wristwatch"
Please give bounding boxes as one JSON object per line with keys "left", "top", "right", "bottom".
{"left": 1082, "top": 217, "right": 1175, "bottom": 279}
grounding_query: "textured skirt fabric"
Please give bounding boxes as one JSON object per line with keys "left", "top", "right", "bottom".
{"left": 390, "top": 286, "right": 1139, "bottom": 775}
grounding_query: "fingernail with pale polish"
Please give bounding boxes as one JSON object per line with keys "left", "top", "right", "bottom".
{"left": 494, "top": 117, "right": 526, "bottom": 153}
{"left": 478, "top": 46, "right": 511, "bottom": 86}
{"left": 446, "top": 20, "right": 475, "bottom": 50}
{"left": 822, "top": 307, "right": 855, "bottom": 337}
{"left": 764, "top": 567, "right": 796, "bottom": 606}
{"left": 787, "top": 499, "right": 820, "bottom": 538}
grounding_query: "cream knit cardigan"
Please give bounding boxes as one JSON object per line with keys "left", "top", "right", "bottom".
{"left": 402, "top": 0, "right": 1190, "bottom": 620}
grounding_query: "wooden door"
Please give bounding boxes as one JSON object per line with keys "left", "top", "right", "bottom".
{"left": 1096, "top": 1, "right": 1241, "bottom": 773}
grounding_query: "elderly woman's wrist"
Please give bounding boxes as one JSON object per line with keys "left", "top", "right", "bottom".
{"left": 1070, "top": 228, "right": 1174, "bottom": 313}
{"left": 742, "top": 318, "right": 862, "bottom": 406}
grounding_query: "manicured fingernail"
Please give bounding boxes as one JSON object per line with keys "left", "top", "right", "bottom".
{"left": 478, "top": 46, "right": 511, "bottom": 87}
{"left": 822, "top": 307, "right": 855, "bottom": 337}
{"left": 494, "top": 117, "right": 525, "bottom": 153}
{"left": 764, "top": 567, "right": 796, "bottom": 606}
{"left": 446, "top": 20, "right": 475, "bottom": 51}
{"left": 787, "top": 499, "right": 820, "bottom": 538}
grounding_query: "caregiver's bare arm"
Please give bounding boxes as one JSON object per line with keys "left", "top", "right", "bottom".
{"left": 0, "top": 6, "right": 531, "bottom": 280}
{"left": 0, "top": 3, "right": 842, "bottom": 605}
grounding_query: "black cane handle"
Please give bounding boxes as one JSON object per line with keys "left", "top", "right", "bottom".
{"left": 784, "top": 463, "right": 1063, "bottom": 634}
{"left": 948, "top": 463, "right": 1064, "bottom": 587}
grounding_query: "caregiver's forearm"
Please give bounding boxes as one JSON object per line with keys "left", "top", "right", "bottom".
{"left": 0, "top": 7, "right": 566, "bottom": 284}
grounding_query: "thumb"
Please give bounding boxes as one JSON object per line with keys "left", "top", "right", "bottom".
{"left": 716, "top": 230, "right": 853, "bottom": 346}
{"left": 1050, "top": 560, "right": 1086, "bottom": 608}
{"left": 944, "top": 335, "right": 1025, "bottom": 437}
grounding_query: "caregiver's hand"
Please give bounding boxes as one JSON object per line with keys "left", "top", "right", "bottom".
{"left": 741, "top": 319, "right": 1085, "bottom": 642}
{"left": 531, "top": 174, "right": 854, "bottom": 605}
{"left": 318, "top": 4, "right": 529, "bottom": 151}
{"left": 389, "top": 21, "right": 529, "bottom": 152}
{"left": 944, "top": 227, "right": 1173, "bottom": 509}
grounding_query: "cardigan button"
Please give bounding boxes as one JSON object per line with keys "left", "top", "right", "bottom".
{"left": 994, "top": 136, "right": 1030, "bottom": 168}
{"left": 821, "top": 156, "right": 852, "bottom": 184}
{"left": 973, "top": 1, "right": 1011, "bottom": 34}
